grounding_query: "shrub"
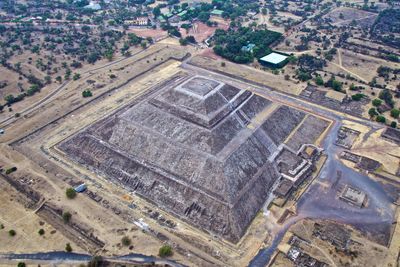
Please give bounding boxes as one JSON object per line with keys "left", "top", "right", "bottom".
{"left": 376, "top": 115, "right": 386, "bottom": 123}
{"left": 314, "top": 75, "right": 324, "bottom": 86}
{"left": 62, "top": 211, "right": 72, "bottom": 223}
{"left": 0, "top": 224, "right": 4, "bottom": 229}
{"left": 372, "top": 99, "right": 382, "bottom": 107}
{"left": 390, "top": 108, "right": 400, "bottom": 118}
{"left": 331, "top": 79, "right": 342, "bottom": 91}
{"left": 159, "top": 244, "right": 173, "bottom": 257}
{"left": 5, "top": 166, "right": 17, "bottom": 174}
{"left": 349, "top": 83, "right": 357, "bottom": 91}
{"left": 82, "top": 90, "right": 93, "bottom": 98}
{"left": 38, "top": 229, "right": 45, "bottom": 235}
{"left": 65, "top": 243, "right": 72, "bottom": 252}
{"left": 368, "top": 108, "right": 378, "bottom": 117}
{"left": 66, "top": 188, "right": 77, "bottom": 199}
{"left": 391, "top": 121, "right": 397, "bottom": 128}
{"left": 73, "top": 73, "right": 81, "bottom": 80}
{"left": 351, "top": 93, "right": 365, "bottom": 101}
{"left": 121, "top": 236, "right": 131, "bottom": 246}
{"left": 17, "top": 262, "right": 26, "bottom": 267}
{"left": 9, "top": 229, "right": 16, "bottom": 236}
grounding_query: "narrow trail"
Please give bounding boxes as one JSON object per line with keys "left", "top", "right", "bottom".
{"left": 330, "top": 49, "right": 368, "bottom": 83}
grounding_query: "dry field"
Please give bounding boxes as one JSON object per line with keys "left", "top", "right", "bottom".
{"left": 323, "top": 7, "right": 377, "bottom": 27}
{"left": 0, "top": 178, "right": 80, "bottom": 254}
{"left": 342, "top": 120, "right": 400, "bottom": 176}
{"left": 0, "top": 44, "right": 188, "bottom": 142}
{"left": 180, "top": 21, "right": 229, "bottom": 42}
{"left": 127, "top": 28, "right": 167, "bottom": 41}
{"left": 189, "top": 55, "right": 305, "bottom": 95}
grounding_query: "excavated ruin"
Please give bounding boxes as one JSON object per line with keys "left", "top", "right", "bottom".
{"left": 59, "top": 75, "right": 326, "bottom": 242}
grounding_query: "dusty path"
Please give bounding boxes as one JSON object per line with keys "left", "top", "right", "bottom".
{"left": 330, "top": 49, "right": 368, "bottom": 83}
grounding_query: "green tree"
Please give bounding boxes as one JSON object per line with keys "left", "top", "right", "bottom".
{"left": 379, "top": 89, "right": 394, "bottom": 107}
{"left": 372, "top": 99, "right": 382, "bottom": 107}
{"left": 314, "top": 75, "right": 324, "bottom": 86}
{"left": 9, "top": 229, "right": 16, "bottom": 236}
{"left": 73, "top": 73, "right": 81, "bottom": 81}
{"left": 17, "top": 263, "right": 26, "bottom": 267}
{"left": 391, "top": 121, "right": 397, "bottom": 128}
{"left": 38, "top": 229, "right": 45, "bottom": 235}
{"left": 82, "top": 90, "right": 93, "bottom": 98}
{"left": 66, "top": 188, "right": 77, "bottom": 199}
{"left": 62, "top": 211, "right": 72, "bottom": 223}
{"left": 153, "top": 7, "right": 161, "bottom": 18}
{"left": 297, "top": 70, "right": 312, "bottom": 81}
{"left": 391, "top": 108, "right": 400, "bottom": 118}
{"left": 376, "top": 115, "right": 386, "bottom": 123}
{"left": 5, "top": 167, "right": 17, "bottom": 174}
{"left": 121, "top": 236, "right": 131, "bottom": 246}
{"left": 159, "top": 245, "right": 173, "bottom": 257}
{"left": 332, "top": 79, "right": 342, "bottom": 91}
{"left": 179, "top": 38, "right": 188, "bottom": 46}
{"left": 65, "top": 243, "right": 73, "bottom": 252}
{"left": 368, "top": 107, "right": 378, "bottom": 117}
{"left": 351, "top": 93, "right": 365, "bottom": 101}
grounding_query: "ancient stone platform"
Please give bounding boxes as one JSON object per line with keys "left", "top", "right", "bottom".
{"left": 59, "top": 75, "right": 329, "bottom": 242}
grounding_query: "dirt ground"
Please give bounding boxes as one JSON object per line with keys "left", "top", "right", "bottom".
{"left": 180, "top": 21, "right": 229, "bottom": 42}
{"left": 323, "top": 7, "right": 377, "bottom": 27}
{"left": 127, "top": 28, "right": 168, "bottom": 41}
{"left": 0, "top": 178, "right": 81, "bottom": 254}
{"left": 341, "top": 120, "right": 400, "bottom": 176}
{"left": 189, "top": 55, "right": 305, "bottom": 95}
{"left": 0, "top": 44, "right": 187, "bottom": 143}
{"left": 271, "top": 219, "right": 393, "bottom": 267}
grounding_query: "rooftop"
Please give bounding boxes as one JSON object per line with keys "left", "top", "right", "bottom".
{"left": 211, "top": 9, "right": 224, "bottom": 15}
{"left": 260, "top": 52, "right": 288, "bottom": 64}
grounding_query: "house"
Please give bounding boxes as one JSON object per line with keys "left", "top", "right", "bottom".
{"left": 241, "top": 43, "right": 256, "bottom": 53}
{"left": 126, "top": 17, "right": 148, "bottom": 26}
{"left": 211, "top": 9, "right": 224, "bottom": 17}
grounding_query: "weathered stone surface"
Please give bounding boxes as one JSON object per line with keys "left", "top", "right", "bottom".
{"left": 59, "top": 75, "right": 321, "bottom": 242}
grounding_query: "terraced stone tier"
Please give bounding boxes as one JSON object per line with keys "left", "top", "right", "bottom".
{"left": 58, "top": 75, "right": 323, "bottom": 242}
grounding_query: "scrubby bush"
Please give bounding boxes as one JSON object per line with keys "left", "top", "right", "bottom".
{"left": 376, "top": 115, "right": 386, "bottom": 123}
{"left": 5, "top": 166, "right": 17, "bottom": 174}
{"left": 121, "top": 236, "right": 131, "bottom": 246}
{"left": 62, "top": 211, "right": 72, "bottom": 223}
{"left": 66, "top": 188, "right": 76, "bottom": 199}
{"left": 38, "top": 229, "right": 45, "bottom": 235}
{"left": 82, "top": 90, "right": 93, "bottom": 98}
{"left": 65, "top": 243, "right": 72, "bottom": 252}
{"left": 159, "top": 244, "right": 173, "bottom": 257}
{"left": 351, "top": 93, "right": 365, "bottom": 101}
{"left": 9, "top": 229, "right": 16, "bottom": 236}
{"left": 368, "top": 108, "right": 378, "bottom": 117}
{"left": 372, "top": 99, "right": 382, "bottom": 106}
{"left": 390, "top": 108, "right": 400, "bottom": 118}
